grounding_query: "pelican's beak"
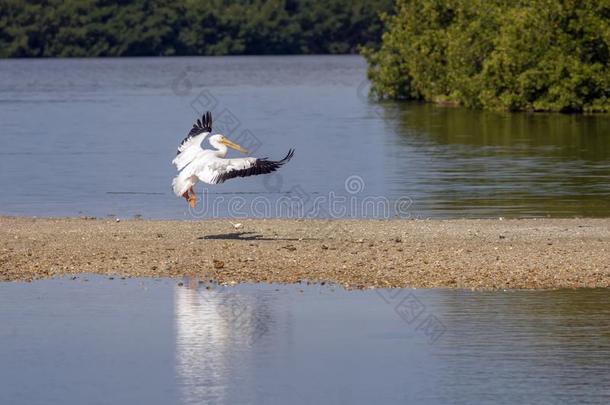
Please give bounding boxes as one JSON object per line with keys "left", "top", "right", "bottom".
{"left": 220, "top": 138, "right": 249, "bottom": 154}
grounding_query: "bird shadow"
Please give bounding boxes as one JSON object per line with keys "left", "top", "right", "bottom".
{"left": 198, "top": 231, "right": 319, "bottom": 241}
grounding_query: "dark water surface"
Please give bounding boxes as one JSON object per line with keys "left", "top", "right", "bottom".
{"left": 0, "top": 277, "right": 608, "bottom": 405}
{"left": 0, "top": 56, "right": 609, "bottom": 218}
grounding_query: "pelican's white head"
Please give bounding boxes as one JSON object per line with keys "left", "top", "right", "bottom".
{"left": 208, "top": 134, "right": 249, "bottom": 156}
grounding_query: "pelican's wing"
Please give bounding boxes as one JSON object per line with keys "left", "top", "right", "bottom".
{"left": 211, "top": 149, "right": 295, "bottom": 184}
{"left": 177, "top": 111, "right": 212, "bottom": 154}
{"left": 172, "top": 111, "right": 212, "bottom": 171}
{"left": 188, "top": 155, "right": 254, "bottom": 185}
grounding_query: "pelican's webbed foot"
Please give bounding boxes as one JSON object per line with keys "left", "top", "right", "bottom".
{"left": 187, "top": 187, "right": 196, "bottom": 208}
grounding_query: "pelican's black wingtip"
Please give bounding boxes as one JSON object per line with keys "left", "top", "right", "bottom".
{"left": 202, "top": 111, "right": 212, "bottom": 133}
{"left": 281, "top": 148, "right": 295, "bottom": 163}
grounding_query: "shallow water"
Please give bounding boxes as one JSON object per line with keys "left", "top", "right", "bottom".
{"left": 0, "top": 56, "right": 609, "bottom": 219}
{"left": 0, "top": 277, "right": 608, "bottom": 404}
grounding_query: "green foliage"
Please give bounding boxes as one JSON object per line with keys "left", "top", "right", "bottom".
{"left": 0, "top": 0, "right": 392, "bottom": 57}
{"left": 366, "top": 0, "right": 610, "bottom": 112}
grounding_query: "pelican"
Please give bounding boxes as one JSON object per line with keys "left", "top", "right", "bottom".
{"left": 172, "top": 111, "right": 294, "bottom": 207}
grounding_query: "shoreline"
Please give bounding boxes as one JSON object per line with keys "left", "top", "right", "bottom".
{"left": 1, "top": 216, "right": 609, "bottom": 289}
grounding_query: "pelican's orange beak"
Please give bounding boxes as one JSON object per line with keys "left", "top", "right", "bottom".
{"left": 220, "top": 138, "right": 249, "bottom": 154}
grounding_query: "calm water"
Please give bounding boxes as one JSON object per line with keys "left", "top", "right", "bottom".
{"left": 1, "top": 56, "right": 609, "bottom": 219}
{"left": 0, "top": 277, "right": 608, "bottom": 404}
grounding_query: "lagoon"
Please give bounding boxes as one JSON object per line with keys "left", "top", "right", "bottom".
{"left": 1, "top": 277, "right": 609, "bottom": 405}
{"left": 1, "top": 56, "right": 609, "bottom": 219}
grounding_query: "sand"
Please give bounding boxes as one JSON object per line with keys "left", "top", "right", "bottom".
{"left": 1, "top": 216, "right": 609, "bottom": 289}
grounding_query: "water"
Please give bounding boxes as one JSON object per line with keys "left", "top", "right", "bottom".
{"left": 0, "top": 277, "right": 608, "bottom": 404}
{"left": 1, "top": 56, "right": 609, "bottom": 219}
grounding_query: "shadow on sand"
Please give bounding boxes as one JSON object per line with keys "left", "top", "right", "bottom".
{"left": 198, "top": 231, "right": 319, "bottom": 242}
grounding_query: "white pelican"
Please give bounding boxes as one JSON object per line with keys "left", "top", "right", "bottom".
{"left": 172, "top": 111, "right": 294, "bottom": 207}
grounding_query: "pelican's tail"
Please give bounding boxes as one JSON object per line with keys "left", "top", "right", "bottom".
{"left": 172, "top": 173, "right": 196, "bottom": 197}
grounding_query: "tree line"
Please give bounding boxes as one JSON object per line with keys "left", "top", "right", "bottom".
{"left": 365, "top": 0, "right": 610, "bottom": 112}
{"left": 0, "top": 0, "right": 392, "bottom": 57}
